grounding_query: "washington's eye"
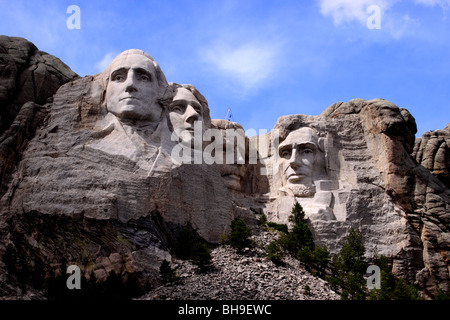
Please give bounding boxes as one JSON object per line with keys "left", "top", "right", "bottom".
{"left": 113, "top": 74, "right": 124, "bottom": 81}
{"left": 302, "top": 148, "right": 313, "bottom": 155}
{"left": 139, "top": 74, "right": 151, "bottom": 81}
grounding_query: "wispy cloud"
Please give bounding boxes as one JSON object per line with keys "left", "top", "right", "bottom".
{"left": 201, "top": 41, "right": 280, "bottom": 92}
{"left": 316, "top": 0, "right": 428, "bottom": 39}
{"left": 94, "top": 52, "right": 118, "bottom": 73}
{"left": 317, "top": 0, "right": 393, "bottom": 26}
{"left": 414, "top": 0, "right": 450, "bottom": 8}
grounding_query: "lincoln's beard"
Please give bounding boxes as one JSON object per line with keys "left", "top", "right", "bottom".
{"left": 288, "top": 182, "right": 316, "bottom": 197}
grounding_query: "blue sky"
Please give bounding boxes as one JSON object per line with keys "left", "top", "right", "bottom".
{"left": 1, "top": 0, "right": 449, "bottom": 137}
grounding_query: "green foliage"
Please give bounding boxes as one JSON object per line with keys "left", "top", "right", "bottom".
{"left": 297, "top": 247, "right": 314, "bottom": 270}
{"left": 339, "top": 270, "right": 367, "bottom": 300}
{"left": 175, "top": 226, "right": 195, "bottom": 260}
{"left": 229, "top": 218, "right": 252, "bottom": 252}
{"left": 159, "top": 259, "right": 178, "bottom": 283}
{"left": 190, "top": 243, "right": 212, "bottom": 272}
{"left": 435, "top": 290, "right": 450, "bottom": 300}
{"left": 258, "top": 213, "right": 267, "bottom": 226}
{"left": 312, "top": 246, "right": 330, "bottom": 276}
{"left": 267, "top": 222, "right": 288, "bottom": 234}
{"left": 368, "top": 253, "right": 422, "bottom": 300}
{"left": 328, "top": 229, "right": 367, "bottom": 300}
{"left": 304, "top": 284, "right": 311, "bottom": 295}
{"left": 339, "top": 229, "right": 366, "bottom": 274}
{"left": 265, "top": 241, "right": 284, "bottom": 264}
{"left": 289, "top": 201, "right": 306, "bottom": 225}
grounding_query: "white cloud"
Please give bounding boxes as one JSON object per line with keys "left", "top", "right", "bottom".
{"left": 317, "top": 0, "right": 393, "bottom": 26}
{"left": 200, "top": 41, "right": 281, "bottom": 95}
{"left": 94, "top": 52, "right": 118, "bottom": 73}
{"left": 414, "top": 0, "right": 450, "bottom": 7}
{"left": 316, "top": 0, "right": 427, "bottom": 39}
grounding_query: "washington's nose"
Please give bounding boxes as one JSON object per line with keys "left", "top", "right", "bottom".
{"left": 124, "top": 72, "right": 137, "bottom": 93}
{"left": 185, "top": 105, "right": 199, "bottom": 124}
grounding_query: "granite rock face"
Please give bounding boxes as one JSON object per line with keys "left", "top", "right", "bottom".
{"left": 0, "top": 38, "right": 448, "bottom": 299}
{"left": 413, "top": 124, "right": 450, "bottom": 189}
{"left": 0, "top": 36, "right": 78, "bottom": 196}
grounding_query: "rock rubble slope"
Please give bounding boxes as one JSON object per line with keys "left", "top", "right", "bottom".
{"left": 139, "top": 229, "right": 339, "bottom": 300}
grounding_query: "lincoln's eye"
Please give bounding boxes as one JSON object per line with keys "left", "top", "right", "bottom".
{"left": 280, "top": 149, "right": 291, "bottom": 159}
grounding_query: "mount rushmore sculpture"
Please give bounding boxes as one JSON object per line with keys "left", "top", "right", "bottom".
{"left": 0, "top": 37, "right": 449, "bottom": 298}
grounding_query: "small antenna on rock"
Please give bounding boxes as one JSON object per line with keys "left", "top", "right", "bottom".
{"left": 225, "top": 108, "right": 234, "bottom": 122}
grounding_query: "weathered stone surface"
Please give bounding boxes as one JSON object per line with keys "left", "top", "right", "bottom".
{"left": 0, "top": 36, "right": 78, "bottom": 197}
{"left": 412, "top": 124, "right": 450, "bottom": 189}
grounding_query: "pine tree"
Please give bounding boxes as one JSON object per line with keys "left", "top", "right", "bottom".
{"left": 289, "top": 200, "right": 306, "bottom": 224}
{"left": 229, "top": 218, "right": 252, "bottom": 252}
{"left": 159, "top": 259, "right": 178, "bottom": 283}
{"left": 190, "top": 243, "right": 212, "bottom": 272}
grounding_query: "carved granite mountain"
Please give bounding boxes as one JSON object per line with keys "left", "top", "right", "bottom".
{"left": 0, "top": 37, "right": 448, "bottom": 299}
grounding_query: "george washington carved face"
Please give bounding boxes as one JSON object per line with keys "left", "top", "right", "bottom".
{"left": 104, "top": 50, "right": 168, "bottom": 122}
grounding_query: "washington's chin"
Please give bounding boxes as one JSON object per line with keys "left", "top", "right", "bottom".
{"left": 110, "top": 105, "right": 160, "bottom": 121}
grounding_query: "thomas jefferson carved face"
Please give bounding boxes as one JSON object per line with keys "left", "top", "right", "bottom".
{"left": 278, "top": 127, "right": 322, "bottom": 197}
{"left": 169, "top": 87, "right": 204, "bottom": 146}
{"left": 105, "top": 50, "right": 163, "bottom": 121}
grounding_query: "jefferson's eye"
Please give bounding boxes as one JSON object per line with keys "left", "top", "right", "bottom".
{"left": 194, "top": 106, "right": 202, "bottom": 114}
{"left": 170, "top": 105, "right": 184, "bottom": 113}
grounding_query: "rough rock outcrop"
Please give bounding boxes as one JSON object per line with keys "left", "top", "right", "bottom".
{"left": 412, "top": 124, "right": 450, "bottom": 189}
{"left": 0, "top": 36, "right": 78, "bottom": 196}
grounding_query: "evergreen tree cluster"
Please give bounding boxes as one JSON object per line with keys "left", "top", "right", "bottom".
{"left": 261, "top": 201, "right": 330, "bottom": 274}
{"left": 258, "top": 201, "right": 429, "bottom": 300}
{"left": 328, "top": 229, "right": 423, "bottom": 300}
{"left": 171, "top": 226, "right": 213, "bottom": 273}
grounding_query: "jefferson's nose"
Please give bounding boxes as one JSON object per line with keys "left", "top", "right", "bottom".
{"left": 185, "top": 105, "right": 200, "bottom": 124}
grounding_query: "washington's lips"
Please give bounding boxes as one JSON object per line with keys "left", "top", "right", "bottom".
{"left": 119, "top": 96, "right": 139, "bottom": 101}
